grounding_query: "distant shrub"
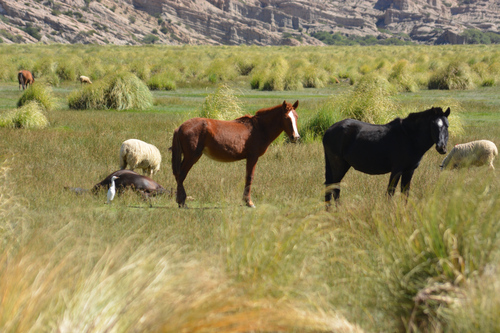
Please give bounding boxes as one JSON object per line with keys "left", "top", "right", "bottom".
{"left": 389, "top": 59, "right": 418, "bottom": 92}
{"left": 142, "top": 34, "right": 159, "bottom": 44}
{"left": 56, "top": 60, "right": 78, "bottom": 81}
{"left": 205, "top": 59, "right": 239, "bottom": 83}
{"left": 482, "top": 78, "right": 495, "bottom": 87}
{"left": 17, "top": 84, "right": 55, "bottom": 111}
{"left": 428, "top": 61, "right": 475, "bottom": 90}
{"left": 200, "top": 84, "right": 243, "bottom": 120}
{"left": 68, "top": 81, "right": 107, "bottom": 110}
{"left": 68, "top": 73, "right": 153, "bottom": 110}
{"left": 251, "top": 57, "right": 289, "bottom": 91}
{"left": 302, "top": 65, "right": 328, "bottom": 88}
{"left": 22, "top": 23, "right": 42, "bottom": 41}
{"left": 147, "top": 73, "right": 176, "bottom": 91}
{"left": 300, "top": 107, "right": 336, "bottom": 142}
{"left": 301, "top": 74, "right": 400, "bottom": 141}
{"left": 0, "top": 102, "right": 49, "bottom": 129}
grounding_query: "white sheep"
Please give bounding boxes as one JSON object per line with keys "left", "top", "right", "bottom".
{"left": 120, "top": 139, "right": 162, "bottom": 177}
{"left": 440, "top": 140, "right": 498, "bottom": 170}
{"left": 79, "top": 75, "right": 92, "bottom": 84}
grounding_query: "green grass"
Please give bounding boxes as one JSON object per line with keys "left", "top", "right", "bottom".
{"left": 2, "top": 45, "right": 500, "bottom": 332}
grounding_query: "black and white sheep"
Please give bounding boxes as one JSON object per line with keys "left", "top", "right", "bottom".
{"left": 440, "top": 140, "right": 498, "bottom": 170}
{"left": 120, "top": 139, "right": 162, "bottom": 177}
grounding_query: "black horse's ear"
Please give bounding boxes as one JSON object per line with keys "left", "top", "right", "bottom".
{"left": 293, "top": 100, "right": 299, "bottom": 109}
{"left": 444, "top": 107, "right": 450, "bottom": 117}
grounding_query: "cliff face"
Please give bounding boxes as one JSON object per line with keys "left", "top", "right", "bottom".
{"left": 0, "top": 0, "right": 498, "bottom": 45}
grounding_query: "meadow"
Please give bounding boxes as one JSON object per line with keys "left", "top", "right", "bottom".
{"left": 1, "top": 44, "right": 500, "bottom": 332}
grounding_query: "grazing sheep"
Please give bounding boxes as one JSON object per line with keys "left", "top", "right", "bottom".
{"left": 120, "top": 139, "right": 161, "bottom": 177}
{"left": 440, "top": 140, "right": 498, "bottom": 170}
{"left": 79, "top": 75, "right": 92, "bottom": 84}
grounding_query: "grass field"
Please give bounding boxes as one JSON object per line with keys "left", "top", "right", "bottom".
{"left": 2, "top": 45, "right": 500, "bottom": 332}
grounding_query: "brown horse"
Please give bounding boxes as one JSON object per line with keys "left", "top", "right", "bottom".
{"left": 18, "top": 70, "right": 34, "bottom": 90}
{"left": 172, "top": 100, "right": 300, "bottom": 208}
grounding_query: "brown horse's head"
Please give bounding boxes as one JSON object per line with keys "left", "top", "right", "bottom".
{"left": 282, "top": 100, "right": 300, "bottom": 143}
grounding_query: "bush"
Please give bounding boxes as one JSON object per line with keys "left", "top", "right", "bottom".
{"left": 17, "top": 84, "right": 55, "bottom": 111}
{"left": 300, "top": 107, "right": 336, "bottom": 142}
{"left": 68, "top": 81, "right": 107, "bottom": 110}
{"left": 68, "top": 73, "right": 153, "bottom": 110}
{"left": 428, "top": 61, "right": 475, "bottom": 90}
{"left": 0, "top": 101, "right": 49, "bottom": 129}
{"left": 147, "top": 73, "right": 176, "bottom": 91}
{"left": 250, "top": 57, "right": 289, "bottom": 91}
{"left": 389, "top": 59, "right": 418, "bottom": 92}
{"left": 199, "top": 84, "right": 244, "bottom": 120}
{"left": 301, "top": 75, "right": 400, "bottom": 141}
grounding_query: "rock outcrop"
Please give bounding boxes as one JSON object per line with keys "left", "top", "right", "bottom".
{"left": 0, "top": 0, "right": 498, "bottom": 45}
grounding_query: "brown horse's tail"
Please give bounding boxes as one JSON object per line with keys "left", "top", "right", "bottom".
{"left": 18, "top": 72, "right": 24, "bottom": 89}
{"left": 171, "top": 128, "right": 182, "bottom": 179}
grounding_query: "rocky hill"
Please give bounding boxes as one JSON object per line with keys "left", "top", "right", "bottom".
{"left": 0, "top": 0, "right": 498, "bottom": 45}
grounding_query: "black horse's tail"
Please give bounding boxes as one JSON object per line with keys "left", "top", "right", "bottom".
{"left": 171, "top": 128, "right": 182, "bottom": 179}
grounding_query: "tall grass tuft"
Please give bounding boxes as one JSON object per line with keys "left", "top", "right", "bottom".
{"left": 428, "top": 61, "right": 475, "bottom": 90}
{"left": 328, "top": 172, "right": 500, "bottom": 332}
{"left": 0, "top": 101, "right": 49, "bottom": 129}
{"left": 302, "top": 74, "right": 400, "bottom": 141}
{"left": 147, "top": 72, "right": 176, "bottom": 91}
{"left": 68, "top": 73, "right": 153, "bottom": 110}
{"left": 17, "top": 83, "right": 55, "bottom": 111}
{"left": 106, "top": 73, "right": 153, "bottom": 110}
{"left": 251, "top": 56, "right": 289, "bottom": 91}
{"left": 67, "top": 81, "right": 107, "bottom": 110}
{"left": 389, "top": 59, "right": 418, "bottom": 92}
{"left": 199, "top": 84, "right": 244, "bottom": 120}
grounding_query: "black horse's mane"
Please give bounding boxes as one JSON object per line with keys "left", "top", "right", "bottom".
{"left": 405, "top": 107, "right": 444, "bottom": 122}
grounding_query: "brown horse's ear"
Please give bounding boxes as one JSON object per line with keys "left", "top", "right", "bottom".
{"left": 293, "top": 100, "right": 299, "bottom": 109}
{"left": 282, "top": 100, "right": 287, "bottom": 108}
{"left": 444, "top": 107, "right": 450, "bottom": 117}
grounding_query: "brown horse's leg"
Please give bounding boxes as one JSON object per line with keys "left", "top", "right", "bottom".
{"left": 243, "top": 157, "right": 258, "bottom": 208}
{"left": 175, "top": 152, "right": 203, "bottom": 208}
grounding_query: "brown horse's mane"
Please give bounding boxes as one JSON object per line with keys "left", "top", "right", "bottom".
{"left": 233, "top": 103, "right": 284, "bottom": 125}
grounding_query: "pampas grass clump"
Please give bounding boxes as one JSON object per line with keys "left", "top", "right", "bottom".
{"left": 106, "top": 73, "right": 153, "bottom": 110}
{"left": 389, "top": 59, "right": 418, "bottom": 92}
{"left": 428, "top": 61, "right": 475, "bottom": 90}
{"left": 199, "top": 84, "right": 244, "bottom": 120}
{"left": 301, "top": 74, "right": 399, "bottom": 141}
{"left": 147, "top": 73, "right": 176, "bottom": 91}
{"left": 68, "top": 81, "right": 107, "bottom": 110}
{"left": 68, "top": 73, "right": 153, "bottom": 110}
{"left": 0, "top": 101, "right": 49, "bottom": 129}
{"left": 17, "top": 84, "right": 55, "bottom": 111}
{"left": 251, "top": 57, "right": 289, "bottom": 91}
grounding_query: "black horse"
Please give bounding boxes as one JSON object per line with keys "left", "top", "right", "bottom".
{"left": 322, "top": 106, "right": 450, "bottom": 206}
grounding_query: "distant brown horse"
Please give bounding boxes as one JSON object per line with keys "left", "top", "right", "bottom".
{"left": 18, "top": 70, "right": 34, "bottom": 90}
{"left": 172, "top": 100, "right": 300, "bottom": 208}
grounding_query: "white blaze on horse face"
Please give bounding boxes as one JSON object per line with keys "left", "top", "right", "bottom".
{"left": 436, "top": 119, "right": 443, "bottom": 128}
{"left": 288, "top": 110, "right": 299, "bottom": 139}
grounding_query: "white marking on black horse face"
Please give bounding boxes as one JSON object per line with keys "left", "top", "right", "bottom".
{"left": 436, "top": 119, "right": 444, "bottom": 128}
{"left": 288, "top": 110, "right": 300, "bottom": 141}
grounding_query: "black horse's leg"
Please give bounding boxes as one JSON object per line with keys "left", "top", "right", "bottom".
{"left": 243, "top": 156, "right": 258, "bottom": 208}
{"left": 400, "top": 169, "right": 415, "bottom": 198}
{"left": 387, "top": 171, "right": 402, "bottom": 197}
{"left": 324, "top": 154, "right": 350, "bottom": 209}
